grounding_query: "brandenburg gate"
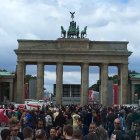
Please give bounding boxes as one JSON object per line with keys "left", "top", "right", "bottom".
{"left": 14, "top": 13, "right": 132, "bottom": 106}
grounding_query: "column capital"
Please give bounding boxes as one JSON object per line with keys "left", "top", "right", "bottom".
{"left": 57, "top": 62, "right": 63, "bottom": 65}
{"left": 118, "top": 63, "right": 129, "bottom": 67}
{"left": 100, "top": 63, "right": 108, "bottom": 66}
{"left": 81, "top": 62, "right": 89, "bottom": 64}
{"left": 81, "top": 62, "right": 89, "bottom": 67}
{"left": 37, "top": 62, "right": 44, "bottom": 65}
{"left": 17, "top": 61, "right": 25, "bottom": 64}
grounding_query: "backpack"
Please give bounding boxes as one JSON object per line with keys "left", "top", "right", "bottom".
{"left": 45, "top": 115, "right": 53, "bottom": 126}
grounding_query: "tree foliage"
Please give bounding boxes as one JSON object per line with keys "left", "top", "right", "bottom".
{"left": 0, "top": 69, "right": 7, "bottom": 72}
{"left": 128, "top": 70, "right": 138, "bottom": 74}
{"left": 90, "top": 70, "right": 138, "bottom": 92}
{"left": 24, "top": 74, "right": 36, "bottom": 83}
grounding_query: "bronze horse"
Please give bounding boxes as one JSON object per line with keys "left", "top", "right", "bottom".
{"left": 61, "top": 26, "right": 66, "bottom": 38}
{"left": 81, "top": 26, "right": 87, "bottom": 38}
{"left": 76, "top": 26, "right": 80, "bottom": 38}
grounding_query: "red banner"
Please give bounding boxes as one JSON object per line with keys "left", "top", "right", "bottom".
{"left": 113, "top": 84, "right": 118, "bottom": 104}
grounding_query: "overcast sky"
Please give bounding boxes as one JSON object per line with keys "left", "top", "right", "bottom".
{"left": 0, "top": 0, "right": 140, "bottom": 92}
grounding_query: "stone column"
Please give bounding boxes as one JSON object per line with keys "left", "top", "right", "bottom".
{"left": 100, "top": 63, "right": 108, "bottom": 106}
{"left": 80, "top": 63, "right": 89, "bottom": 106}
{"left": 36, "top": 62, "right": 44, "bottom": 100}
{"left": 117, "top": 66, "right": 121, "bottom": 105}
{"left": 9, "top": 82, "right": 13, "bottom": 102}
{"left": 118, "top": 63, "right": 128, "bottom": 104}
{"left": 16, "top": 61, "right": 25, "bottom": 103}
{"left": 56, "top": 62, "right": 63, "bottom": 105}
{"left": 99, "top": 66, "right": 101, "bottom": 103}
{"left": 131, "top": 84, "right": 135, "bottom": 103}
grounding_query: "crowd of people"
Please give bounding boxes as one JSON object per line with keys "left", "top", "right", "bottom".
{"left": 0, "top": 103, "right": 140, "bottom": 140}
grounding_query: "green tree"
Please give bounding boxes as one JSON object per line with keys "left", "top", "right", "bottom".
{"left": 128, "top": 70, "right": 138, "bottom": 74}
{"left": 89, "top": 80, "right": 100, "bottom": 91}
{"left": 108, "top": 75, "right": 118, "bottom": 84}
{"left": 24, "top": 74, "right": 36, "bottom": 83}
{"left": 90, "top": 70, "right": 139, "bottom": 92}
{"left": 0, "top": 69, "right": 7, "bottom": 72}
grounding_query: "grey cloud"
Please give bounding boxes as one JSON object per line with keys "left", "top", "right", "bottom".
{"left": 0, "top": 0, "right": 140, "bottom": 74}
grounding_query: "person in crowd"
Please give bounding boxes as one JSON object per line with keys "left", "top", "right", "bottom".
{"left": 53, "top": 108, "right": 59, "bottom": 122}
{"left": 36, "top": 110, "right": 46, "bottom": 125}
{"left": 45, "top": 111, "right": 54, "bottom": 136}
{"left": 110, "top": 118, "right": 123, "bottom": 140}
{"left": 100, "top": 107, "right": 107, "bottom": 129}
{"left": 80, "top": 107, "right": 87, "bottom": 125}
{"left": 20, "top": 112, "right": 27, "bottom": 132}
{"left": 95, "top": 126, "right": 108, "bottom": 140}
{"left": 63, "top": 125, "right": 73, "bottom": 140}
{"left": 125, "top": 109, "right": 133, "bottom": 130}
{"left": 72, "top": 111, "right": 80, "bottom": 130}
{"left": 36, "top": 118, "right": 45, "bottom": 130}
{"left": 35, "top": 129, "right": 47, "bottom": 140}
{"left": 25, "top": 110, "right": 35, "bottom": 129}
{"left": 118, "top": 112, "right": 126, "bottom": 131}
{"left": 88, "top": 122, "right": 97, "bottom": 133}
{"left": 72, "top": 129, "right": 82, "bottom": 140}
{"left": 94, "top": 110, "right": 101, "bottom": 126}
{"left": 65, "top": 106, "right": 73, "bottom": 125}
{"left": 134, "top": 122, "right": 140, "bottom": 140}
{"left": 55, "top": 110, "right": 66, "bottom": 127}
{"left": 9, "top": 117, "right": 24, "bottom": 140}
{"left": 23, "top": 127, "right": 33, "bottom": 140}
{"left": 83, "top": 132, "right": 99, "bottom": 140}
{"left": 92, "top": 109, "right": 97, "bottom": 123}
{"left": 48, "top": 127, "right": 58, "bottom": 140}
{"left": 85, "top": 109, "right": 92, "bottom": 127}
{"left": 10, "top": 123, "right": 21, "bottom": 140}
{"left": 32, "top": 118, "right": 46, "bottom": 140}
{"left": 1, "top": 129, "right": 11, "bottom": 140}
{"left": 106, "top": 109, "right": 117, "bottom": 138}
{"left": 56, "top": 126, "right": 64, "bottom": 140}
{"left": 77, "top": 117, "right": 88, "bottom": 136}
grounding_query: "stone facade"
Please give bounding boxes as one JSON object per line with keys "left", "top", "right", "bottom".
{"left": 14, "top": 38, "right": 132, "bottom": 106}
{"left": 0, "top": 72, "right": 15, "bottom": 102}
{"left": 129, "top": 74, "right": 140, "bottom": 104}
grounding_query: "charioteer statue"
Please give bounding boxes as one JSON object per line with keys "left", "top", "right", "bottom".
{"left": 61, "top": 12, "right": 87, "bottom": 39}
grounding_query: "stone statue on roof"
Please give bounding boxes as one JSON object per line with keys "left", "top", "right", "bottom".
{"left": 60, "top": 12, "right": 87, "bottom": 39}
{"left": 70, "top": 12, "right": 75, "bottom": 21}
